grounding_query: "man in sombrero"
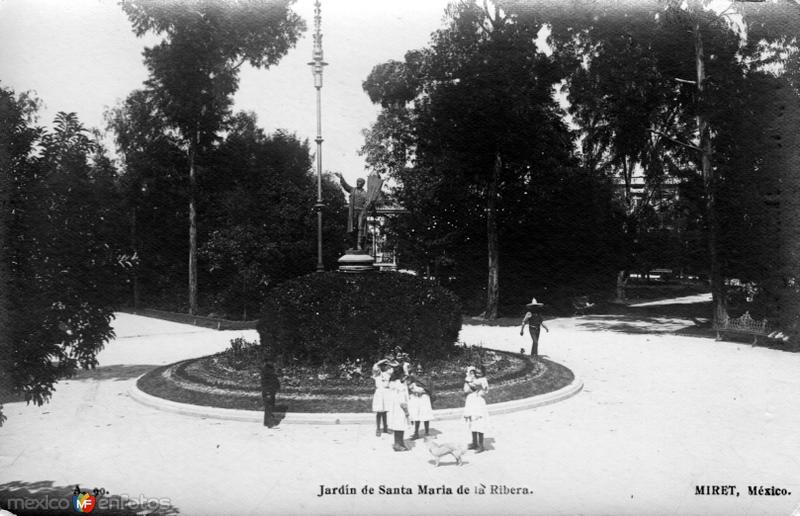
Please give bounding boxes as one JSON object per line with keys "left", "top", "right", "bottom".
{"left": 520, "top": 297, "right": 549, "bottom": 357}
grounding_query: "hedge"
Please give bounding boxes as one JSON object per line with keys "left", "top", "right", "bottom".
{"left": 258, "top": 271, "right": 462, "bottom": 365}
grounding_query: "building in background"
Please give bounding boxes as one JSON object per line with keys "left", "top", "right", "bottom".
{"left": 367, "top": 200, "right": 407, "bottom": 270}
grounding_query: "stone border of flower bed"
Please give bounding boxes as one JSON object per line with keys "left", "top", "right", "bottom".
{"left": 129, "top": 362, "right": 583, "bottom": 425}
{"left": 171, "top": 349, "right": 537, "bottom": 397}
{"left": 136, "top": 350, "right": 571, "bottom": 411}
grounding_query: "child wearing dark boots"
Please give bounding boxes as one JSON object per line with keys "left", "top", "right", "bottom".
{"left": 463, "top": 365, "right": 489, "bottom": 453}
{"left": 387, "top": 364, "right": 410, "bottom": 451}
{"left": 406, "top": 364, "right": 433, "bottom": 439}
{"left": 371, "top": 358, "right": 392, "bottom": 436}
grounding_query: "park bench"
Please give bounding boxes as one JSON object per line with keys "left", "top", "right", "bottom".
{"left": 572, "top": 296, "right": 595, "bottom": 316}
{"left": 714, "top": 311, "right": 769, "bottom": 345}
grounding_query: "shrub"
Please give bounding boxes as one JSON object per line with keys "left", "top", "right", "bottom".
{"left": 224, "top": 337, "right": 262, "bottom": 370}
{"left": 258, "top": 271, "right": 462, "bottom": 365}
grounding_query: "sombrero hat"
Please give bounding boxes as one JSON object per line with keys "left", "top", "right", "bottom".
{"left": 526, "top": 297, "right": 544, "bottom": 308}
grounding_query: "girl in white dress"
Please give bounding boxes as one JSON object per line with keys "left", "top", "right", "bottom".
{"left": 371, "top": 359, "right": 392, "bottom": 436}
{"left": 463, "top": 365, "right": 489, "bottom": 453}
{"left": 407, "top": 364, "right": 434, "bottom": 439}
{"left": 386, "top": 364, "right": 410, "bottom": 451}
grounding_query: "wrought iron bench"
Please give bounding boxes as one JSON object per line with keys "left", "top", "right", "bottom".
{"left": 714, "top": 311, "right": 769, "bottom": 345}
{"left": 572, "top": 296, "right": 595, "bottom": 316}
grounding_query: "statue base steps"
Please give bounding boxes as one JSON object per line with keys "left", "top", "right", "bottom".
{"left": 338, "top": 250, "right": 376, "bottom": 273}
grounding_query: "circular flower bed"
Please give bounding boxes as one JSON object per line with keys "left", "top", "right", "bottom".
{"left": 137, "top": 347, "right": 575, "bottom": 413}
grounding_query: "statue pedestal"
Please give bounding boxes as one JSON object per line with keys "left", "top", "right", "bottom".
{"left": 338, "top": 249, "right": 376, "bottom": 273}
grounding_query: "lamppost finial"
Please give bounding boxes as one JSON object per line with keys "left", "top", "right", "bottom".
{"left": 309, "top": 0, "right": 328, "bottom": 87}
{"left": 312, "top": 0, "right": 323, "bottom": 61}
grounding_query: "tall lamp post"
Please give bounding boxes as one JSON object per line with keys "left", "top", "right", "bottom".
{"left": 309, "top": 0, "right": 327, "bottom": 272}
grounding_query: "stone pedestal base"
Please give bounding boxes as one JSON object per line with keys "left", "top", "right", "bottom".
{"left": 338, "top": 250, "right": 376, "bottom": 272}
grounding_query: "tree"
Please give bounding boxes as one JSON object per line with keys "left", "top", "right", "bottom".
{"left": 106, "top": 89, "right": 188, "bottom": 309}
{"left": 545, "top": 4, "right": 698, "bottom": 299}
{"left": 0, "top": 86, "right": 40, "bottom": 425}
{"left": 524, "top": 0, "right": 796, "bottom": 321}
{"left": 199, "top": 112, "right": 347, "bottom": 319}
{"left": 121, "top": 0, "right": 305, "bottom": 315}
{"left": 363, "top": 1, "right": 575, "bottom": 318}
{"left": 657, "top": 0, "right": 795, "bottom": 325}
{"left": 1, "top": 87, "right": 122, "bottom": 425}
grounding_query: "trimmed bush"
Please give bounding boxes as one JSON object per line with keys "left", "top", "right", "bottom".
{"left": 224, "top": 337, "right": 262, "bottom": 370}
{"left": 258, "top": 271, "right": 462, "bottom": 365}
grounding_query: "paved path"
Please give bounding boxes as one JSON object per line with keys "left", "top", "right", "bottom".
{"left": 1, "top": 311, "right": 799, "bottom": 516}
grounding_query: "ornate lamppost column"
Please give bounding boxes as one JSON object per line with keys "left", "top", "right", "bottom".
{"left": 309, "top": 0, "right": 327, "bottom": 272}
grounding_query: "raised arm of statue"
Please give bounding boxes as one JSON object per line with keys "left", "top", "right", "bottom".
{"left": 335, "top": 172, "right": 353, "bottom": 193}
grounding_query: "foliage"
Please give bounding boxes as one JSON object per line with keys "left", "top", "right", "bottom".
{"left": 503, "top": 0, "right": 800, "bottom": 320}
{"left": 258, "top": 272, "right": 462, "bottom": 365}
{"left": 107, "top": 100, "right": 348, "bottom": 317}
{"left": 120, "top": 0, "right": 306, "bottom": 314}
{"left": 1, "top": 86, "right": 123, "bottom": 425}
{"left": 199, "top": 114, "right": 348, "bottom": 319}
{"left": 121, "top": 0, "right": 306, "bottom": 149}
{"left": 362, "top": 2, "right": 624, "bottom": 314}
{"left": 105, "top": 89, "right": 189, "bottom": 309}
{"left": 223, "top": 337, "right": 262, "bottom": 370}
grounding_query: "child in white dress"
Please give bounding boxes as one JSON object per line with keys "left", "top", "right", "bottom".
{"left": 371, "top": 359, "right": 392, "bottom": 436}
{"left": 463, "top": 365, "right": 489, "bottom": 453}
{"left": 407, "top": 364, "right": 434, "bottom": 439}
{"left": 387, "top": 365, "right": 410, "bottom": 451}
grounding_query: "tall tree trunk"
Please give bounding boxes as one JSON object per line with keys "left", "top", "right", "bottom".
{"left": 695, "top": 22, "right": 727, "bottom": 325}
{"left": 188, "top": 134, "right": 198, "bottom": 316}
{"left": 485, "top": 151, "right": 501, "bottom": 319}
{"left": 622, "top": 155, "right": 632, "bottom": 210}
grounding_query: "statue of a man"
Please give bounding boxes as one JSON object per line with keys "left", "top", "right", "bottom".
{"left": 335, "top": 172, "right": 383, "bottom": 250}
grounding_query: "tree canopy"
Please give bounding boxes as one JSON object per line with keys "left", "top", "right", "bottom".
{"left": 1, "top": 86, "right": 124, "bottom": 425}
{"left": 361, "top": 0, "right": 800, "bottom": 322}
{"left": 121, "top": 0, "right": 306, "bottom": 314}
{"left": 362, "top": 1, "right": 624, "bottom": 315}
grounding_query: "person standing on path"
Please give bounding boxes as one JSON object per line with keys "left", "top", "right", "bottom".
{"left": 406, "top": 364, "right": 434, "bottom": 439}
{"left": 520, "top": 297, "right": 549, "bottom": 357}
{"left": 371, "top": 358, "right": 392, "bottom": 436}
{"left": 463, "top": 365, "right": 489, "bottom": 453}
{"left": 387, "top": 361, "right": 411, "bottom": 452}
{"left": 261, "top": 358, "right": 280, "bottom": 428}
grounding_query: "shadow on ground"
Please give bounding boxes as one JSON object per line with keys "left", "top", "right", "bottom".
{"left": 72, "top": 365, "right": 158, "bottom": 382}
{"left": 1, "top": 366, "right": 157, "bottom": 404}
{"left": 0, "top": 480, "right": 180, "bottom": 515}
{"left": 571, "top": 314, "right": 696, "bottom": 335}
{"left": 464, "top": 301, "right": 713, "bottom": 328}
{"left": 602, "top": 301, "right": 711, "bottom": 319}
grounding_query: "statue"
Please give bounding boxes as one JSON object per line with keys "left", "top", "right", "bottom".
{"left": 335, "top": 171, "right": 384, "bottom": 250}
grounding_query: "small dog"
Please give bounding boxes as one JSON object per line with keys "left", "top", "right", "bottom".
{"left": 424, "top": 436, "right": 464, "bottom": 467}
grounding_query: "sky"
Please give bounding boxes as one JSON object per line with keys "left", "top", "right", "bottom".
{"left": 2, "top": 0, "right": 796, "bottom": 185}
{"left": 0, "top": 0, "right": 452, "bottom": 183}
